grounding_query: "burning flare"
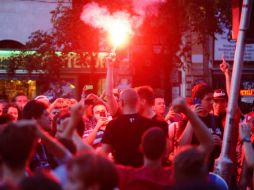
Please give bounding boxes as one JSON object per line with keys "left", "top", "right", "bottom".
{"left": 108, "top": 19, "right": 132, "bottom": 50}
{"left": 80, "top": 1, "right": 166, "bottom": 51}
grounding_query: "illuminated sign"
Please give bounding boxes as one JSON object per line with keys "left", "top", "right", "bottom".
{"left": 240, "top": 89, "right": 254, "bottom": 96}
{"left": 0, "top": 50, "right": 107, "bottom": 70}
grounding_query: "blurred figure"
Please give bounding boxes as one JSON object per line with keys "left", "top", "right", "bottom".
{"left": 66, "top": 152, "right": 118, "bottom": 190}
{"left": 170, "top": 97, "right": 227, "bottom": 189}
{"left": 238, "top": 121, "right": 254, "bottom": 190}
{"left": 0, "top": 100, "right": 8, "bottom": 116}
{"left": 135, "top": 86, "right": 168, "bottom": 133}
{"left": 67, "top": 98, "right": 77, "bottom": 108}
{"left": 213, "top": 89, "right": 228, "bottom": 124}
{"left": 165, "top": 106, "right": 184, "bottom": 124}
{"left": 5, "top": 103, "right": 20, "bottom": 122}
{"left": 20, "top": 171, "right": 62, "bottom": 190}
{"left": 135, "top": 86, "right": 155, "bottom": 119}
{"left": 49, "top": 98, "right": 69, "bottom": 121}
{"left": 54, "top": 112, "right": 71, "bottom": 139}
{"left": 101, "top": 88, "right": 165, "bottom": 167}
{"left": 82, "top": 98, "right": 96, "bottom": 131}
{"left": 179, "top": 83, "right": 223, "bottom": 171}
{"left": 34, "top": 95, "right": 50, "bottom": 108}
{"left": 0, "top": 120, "right": 37, "bottom": 186}
{"left": 22, "top": 100, "right": 54, "bottom": 171}
{"left": 153, "top": 95, "right": 166, "bottom": 120}
{"left": 0, "top": 114, "right": 13, "bottom": 130}
{"left": 13, "top": 93, "right": 28, "bottom": 112}
{"left": 173, "top": 147, "right": 224, "bottom": 190}
{"left": 83, "top": 103, "right": 110, "bottom": 147}
{"left": 118, "top": 127, "right": 174, "bottom": 190}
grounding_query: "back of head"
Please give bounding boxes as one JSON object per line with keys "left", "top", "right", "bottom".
{"left": 19, "top": 171, "right": 62, "bottom": 190}
{"left": 135, "top": 86, "right": 155, "bottom": 106}
{"left": 192, "top": 83, "right": 212, "bottom": 100}
{"left": 173, "top": 146, "right": 208, "bottom": 183}
{"left": 120, "top": 88, "right": 139, "bottom": 108}
{"left": 0, "top": 121, "right": 37, "bottom": 170}
{"left": 67, "top": 152, "right": 118, "bottom": 190}
{"left": 142, "top": 127, "right": 166, "bottom": 160}
{"left": 34, "top": 95, "right": 50, "bottom": 108}
{"left": 13, "top": 92, "right": 27, "bottom": 102}
{"left": 22, "top": 100, "right": 47, "bottom": 119}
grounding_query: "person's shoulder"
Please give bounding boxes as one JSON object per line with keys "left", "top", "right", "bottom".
{"left": 117, "top": 164, "right": 135, "bottom": 178}
{"left": 109, "top": 113, "right": 141, "bottom": 126}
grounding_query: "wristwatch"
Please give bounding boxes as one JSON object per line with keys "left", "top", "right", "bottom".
{"left": 241, "top": 136, "right": 251, "bottom": 144}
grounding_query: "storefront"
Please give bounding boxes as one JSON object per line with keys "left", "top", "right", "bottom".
{"left": 0, "top": 50, "right": 113, "bottom": 101}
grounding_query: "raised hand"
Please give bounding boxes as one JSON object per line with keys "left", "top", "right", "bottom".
{"left": 172, "top": 97, "right": 188, "bottom": 114}
{"left": 239, "top": 122, "right": 251, "bottom": 140}
{"left": 105, "top": 53, "right": 116, "bottom": 68}
{"left": 70, "top": 102, "right": 84, "bottom": 119}
{"left": 220, "top": 57, "right": 229, "bottom": 74}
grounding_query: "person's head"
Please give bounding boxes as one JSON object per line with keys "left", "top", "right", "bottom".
{"left": 49, "top": 108, "right": 60, "bottom": 120}
{"left": 141, "top": 127, "right": 166, "bottom": 161}
{"left": 119, "top": 88, "right": 139, "bottom": 112}
{"left": 34, "top": 95, "right": 50, "bottom": 108}
{"left": 93, "top": 103, "right": 108, "bottom": 121}
{"left": 213, "top": 89, "right": 228, "bottom": 116}
{"left": 192, "top": 83, "right": 213, "bottom": 113}
{"left": 13, "top": 93, "right": 28, "bottom": 111}
{"left": 69, "top": 98, "right": 78, "bottom": 108}
{"left": 135, "top": 86, "right": 155, "bottom": 112}
{"left": 22, "top": 100, "right": 52, "bottom": 132}
{"left": 52, "top": 111, "right": 84, "bottom": 138}
{"left": 0, "top": 121, "right": 37, "bottom": 171}
{"left": 52, "top": 98, "right": 69, "bottom": 113}
{"left": 19, "top": 171, "right": 62, "bottom": 190}
{"left": 6, "top": 103, "right": 19, "bottom": 122}
{"left": 153, "top": 96, "right": 166, "bottom": 117}
{"left": 66, "top": 153, "right": 118, "bottom": 190}
{"left": 174, "top": 146, "right": 208, "bottom": 183}
{"left": 0, "top": 100, "right": 8, "bottom": 116}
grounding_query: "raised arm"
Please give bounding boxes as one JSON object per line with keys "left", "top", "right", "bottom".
{"left": 61, "top": 103, "right": 93, "bottom": 153}
{"left": 178, "top": 121, "right": 194, "bottom": 146}
{"left": 173, "top": 97, "right": 214, "bottom": 155}
{"left": 85, "top": 117, "right": 109, "bottom": 145}
{"left": 220, "top": 58, "right": 231, "bottom": 96}
{"left": 104, "top": 55, "right": 119, "bottom": 116}
{"left": 62, "top": 103, "right": 83, "bottom": 139}
{"left": 35, "top": 123, "right": 72, "bottom": 161}
{"left": 239, "top": 122, "right": 254, "bottom": 168}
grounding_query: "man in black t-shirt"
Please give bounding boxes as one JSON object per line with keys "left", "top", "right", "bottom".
{"left": 101, "top": 88, "right": 167, "bottom": 167}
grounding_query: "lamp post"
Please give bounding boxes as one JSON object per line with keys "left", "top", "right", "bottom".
{"left": 214, "top": 0, "right": 253, "bottom": 185}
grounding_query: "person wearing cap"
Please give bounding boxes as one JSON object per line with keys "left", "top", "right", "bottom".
{"left": 213, "top": 89, "right": 228, "bottom": 123}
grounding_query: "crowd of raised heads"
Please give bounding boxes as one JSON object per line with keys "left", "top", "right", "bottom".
{"left": 0, "top": 59, "right": 253, "bottom": 190}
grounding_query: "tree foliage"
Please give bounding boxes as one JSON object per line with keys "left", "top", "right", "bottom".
{"left": 6, "top": 0, "right": 231, "bottom": 80}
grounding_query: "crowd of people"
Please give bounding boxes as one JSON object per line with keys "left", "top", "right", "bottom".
{"left": 0, "top": 58, "right": 253, "bottom": 190}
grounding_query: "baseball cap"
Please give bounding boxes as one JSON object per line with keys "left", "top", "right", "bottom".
{"left": 213, "top": 89, "right": 227, "bottom": 100}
